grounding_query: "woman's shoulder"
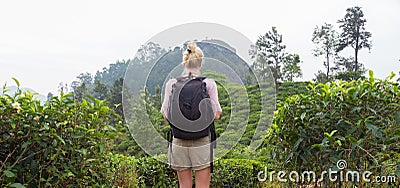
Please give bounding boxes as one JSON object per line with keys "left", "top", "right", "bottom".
{"left": 203, "top": 78, "right": 217, "bottom": 87}
{"left": 166, "top": 78, "right": 177, "bottom": 85}
{"left": 164, "top": 79, "right": 177, "bottom": 90}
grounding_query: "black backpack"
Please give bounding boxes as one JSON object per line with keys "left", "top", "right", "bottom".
{"left": 167, "top": 74, "right": 215, "bottom": 140}
{"left": 166, "top": 73, "right": 217, "bottom": 172}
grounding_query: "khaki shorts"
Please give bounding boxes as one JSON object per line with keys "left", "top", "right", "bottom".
{"left": 168, "top": 136, "right": 211, "bottom": 171}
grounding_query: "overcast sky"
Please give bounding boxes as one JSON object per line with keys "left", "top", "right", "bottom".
{"left": 1, "top": 0, "right": 399, "bottom": 95}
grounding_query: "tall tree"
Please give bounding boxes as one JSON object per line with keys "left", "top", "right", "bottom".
{"left": 77, "top": 72, "right": 93, "bottom": 86}
{"left": 250, "top": 27, "right": 302, "bottom": 89}
{"left": 337, "top": 6, "right": 372, "bottom": 71}
{"left": 312, "top": 23, "right": 338, "bottom": 79}
{"left": 250, "top": 27, "right": 286, "bottom": 89}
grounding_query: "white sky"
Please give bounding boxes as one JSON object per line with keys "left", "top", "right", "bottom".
{"left": 1, "top": 0, "right": 399, "bottom": 95}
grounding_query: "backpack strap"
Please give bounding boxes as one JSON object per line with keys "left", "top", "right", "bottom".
{"left": 166, "top": 127, "right": 173, "bottom": 169}
{"left": 175, "top": 71, "right": 207, "bottom": 81}
{"left": 166, "top": 127, "right": 173, "bottom": 145}
{"left": 210, "top": 123, "right": 216, "bottom": 173}
{"left": 195, "top": 76, "right": 207, "bottom": 81}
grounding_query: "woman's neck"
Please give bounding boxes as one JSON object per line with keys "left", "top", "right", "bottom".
{"left": 183, "top": 68, "right": 200, "bottom": 76}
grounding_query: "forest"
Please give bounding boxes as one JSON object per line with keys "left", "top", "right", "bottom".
{"left": 1, "top": 6, "right": 400, "bottom": 187}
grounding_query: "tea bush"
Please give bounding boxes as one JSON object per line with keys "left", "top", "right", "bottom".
{"left": 135, "top": 155, "right": 265, "bottom": 188}
{"left": 268, "top": 71, "right": 400, "bottom": 187}
{"left": 135, "top": 155, "right": 178, "bottom": 187}
{"left": 211, "top": 158, "right": 264, "bottom": 187}
{"left": 0, "top": 81, "right": 125, "bottom": 187}
{"left": 102, "top": 153, "right": 138, "bottom": 187}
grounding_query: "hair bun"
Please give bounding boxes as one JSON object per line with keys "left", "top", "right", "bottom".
{"left": 187, "top": 43, "right": 197, "bottom": 54}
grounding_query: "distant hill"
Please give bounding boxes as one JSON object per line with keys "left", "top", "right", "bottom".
{"left": 202, "top": 39, "right": 236, "bottom": 53}
{"left": 0, "top": 86, "right": 47, "bottom": 102}
{"left": 76, "top": 39, "right": 257, "bottom": 96}
{"left": 140, "top": 40, "right": 256, "bottom": 94}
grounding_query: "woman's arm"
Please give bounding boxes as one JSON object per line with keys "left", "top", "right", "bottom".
{"left": 160, "top": 79, "right": 176, "bottom": 120}
{"left": 206, "top": 79, "right": 222, "bottom": 120}
{"left": 214, "top": 111, "right": 222, "bottom": 120}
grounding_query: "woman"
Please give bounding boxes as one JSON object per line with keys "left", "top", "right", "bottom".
{"left": 161, "top": 43, "right": 222, "bottom": 188}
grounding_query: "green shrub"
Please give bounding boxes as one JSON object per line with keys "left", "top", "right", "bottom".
{"left": 277, "top": 81, "right": 310, "bottom": 101}
{"left": 0, "top": 81, "right": 122, "bottom": 187}
{"left": 268, "top": 71, "right": 400, "bottom": 187}
{"left": 135, "top": 155, "right": 265, "bottom": 187}
{"left": 135, "top": 155, "right": 178, "bottom": 187}
{"left": 334, "top": 70, "right": 366, "bottom": 81}
{"left": 101, "top": 153, "right": 139, "bottom": 187}
{"left": 212, "top": 158, "right": 264, "bottom": 187}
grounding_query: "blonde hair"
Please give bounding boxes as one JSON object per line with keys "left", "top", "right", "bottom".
{"left": 183, "top": 43, "right": 203, "bottom": 69}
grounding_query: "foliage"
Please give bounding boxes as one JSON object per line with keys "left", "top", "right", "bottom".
{"left": 315, "top": 57, "right": 367, "bottom": 83}
{"left": 134, "top": 155, "right": 265, "bottom": 188}
{"left": 0, "top": 80, "right": 121, "bottom": 187}
{"left": 135, "top": 155, "right": 178, "bottom": 187}
{"left": 101, "top": 153, "right": 139, "bottom": 187}
{"left": 94, "top": 60, "right": 130, "bottom": 89}
{"left": 211, "top": 159, "right": 264, "bottom": 187}
{"left": 282, "top": 54, "right": 302, "bottom": 82}
{"left": 313, "top": 70, "right": 331, "bottom": 83}
{"left": 334, "top": 70, "right": 366, "bottom": 81}
{"left": 71, "top": 82, "right": 88, "bottom": 101}
{"left": 222, "top": 146, "right": 271, "bottom": 164}
{"left": 93, "top": 79, "right": 109, "bottom": 100}
{"left": 108, "top": 78, "right": 124, "bottom": 118}
{"left": 268, "top": 71, "right": 400, "bottom": 187}
{"left": 277, "top": 81, "right": 310, "bottom": 102}
{"left": 332, "top": 56, "right": 360, "bottom": 73}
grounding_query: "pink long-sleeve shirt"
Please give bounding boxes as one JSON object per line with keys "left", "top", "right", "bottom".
{"left": 160, "top": 78, "right": 222, "bottom": 117}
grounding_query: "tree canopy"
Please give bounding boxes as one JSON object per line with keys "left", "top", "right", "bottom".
{"left": 337, "top": 6, "right": 372, "bottom": 72}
